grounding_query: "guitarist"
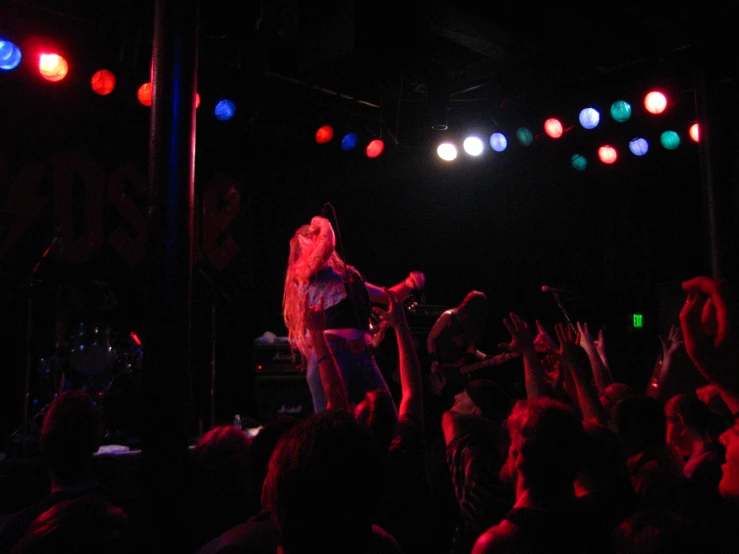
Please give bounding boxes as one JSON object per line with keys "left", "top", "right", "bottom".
{"left": 427, "top": 290, "right": 491, "bottom": 402}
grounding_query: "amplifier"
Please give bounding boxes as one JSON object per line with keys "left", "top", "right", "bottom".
{"left": 253, "top": 373, "right": 313, "bottom": 424}
{"left": 252, "top": 337, "right": 304, "bottom": 375}
{"left": 406, "top": 304, "right": 447, "bottom": 334}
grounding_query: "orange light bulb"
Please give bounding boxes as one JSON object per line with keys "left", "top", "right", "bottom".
{"left": 39, "top": 53, "right": 69, "bottom": 82}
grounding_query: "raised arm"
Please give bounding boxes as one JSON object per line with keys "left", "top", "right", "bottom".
{"left": 556, "top": 323, "right": 606, "bottom": 425}
{"left": 593, "top": 327, "right": 610, "bottom": 373}
{"left": 365, "top": 271, "right": 425, "bottom": 304}
{"left": 679, "top": 276, "right": 739, "bottom": 414}
{"left": 646, "top": 324, "right": 684, "bottom": 400}
{"left": 293, "top": 216, "right": 336, "bottom": 284}
{"left": 500, "top": 312, "right": 549, "bottom": 400}
{"left": 536, "top": 320, "right": 576, "bottom": 405}
{"left": 373, "top": 289, "right": 424, "bottom": 424}
{"left": 305, "top": 295, "right": 349, "bottom": 411}
{"left": 534, "top": 320, "right": 559, "bottom": 355}
{"left": 576, "top": 321, "right": 614, "bottom": 394}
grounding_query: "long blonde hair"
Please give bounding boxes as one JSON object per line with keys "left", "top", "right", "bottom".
{"left": 282, "top": 225, "right": 353, "bottom": 358}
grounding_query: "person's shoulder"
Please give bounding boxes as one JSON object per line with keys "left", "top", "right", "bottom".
{"left": 0, "top": 492, "right": 75, "bottom": 553}
{"left": 686, "top": 447, "right": 724, "bottom": 481}
{"left": 368, "top": 524, "right": 403, "bottom": 554}
{"left": 196, "top": 509, "right": 276, "bottom": 554}
{"left": 445, "top": 423, "right": 490, "bottom": 461}
{"left": 396, "top": 414, "right": 424, "bottom": 436}
{"left": 444, "top": 411, "right": 500, "bottom": 445}
{"left": 472, "top": 520, "right": 518, "bottom": 554}
{"left": 390, "top": 415, "right": 425, "bottom": 456}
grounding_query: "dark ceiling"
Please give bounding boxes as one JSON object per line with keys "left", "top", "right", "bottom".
{"left": 207, "top": 1, "right": 707, "bottom": 143}
{"left": 4, "top": 0, "right": 720, "bottom": 146}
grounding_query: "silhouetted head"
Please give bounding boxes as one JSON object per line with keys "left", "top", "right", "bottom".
{"left": 612, "top": 395, "right": 666, "bottom": 456}
{"left": 600, "top": 383, "right": 638, "bottom": 421}
{"left": 263, "top": 409, "right": 379, "bottom": 554}
{"left": 501, "top": 398, "right": 584, "bottom": 497}
{"left": 458, "top": 290, "right": 488, "bottom": 318}
{"left": 187, "top": 425, "right": 255, "bottom": 547}
{"left": 462, "top": 379, "right": 510, "bottom": 423}
{"left": 251, "top": 415, "right": 301, "bottom": 509}
{"left": 665, "top": 392, "right": 726, "bottom": 457}
{"left": 40, "top": 390, "right": 104, "bottom": 484}
{"left": 354, "top": 389, "right": 398, "bottom": 453}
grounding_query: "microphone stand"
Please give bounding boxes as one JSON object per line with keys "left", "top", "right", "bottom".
{"left": 197, "top": 268, "right": 232, "bottom": 432}
{"left": 16, "top": 233, "right": 59, "bottom": 453}
{"left": 549, "top": 290, "right": 577, "bottom": 333}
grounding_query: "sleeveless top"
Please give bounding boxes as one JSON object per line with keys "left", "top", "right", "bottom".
{"left": 305, "top": 266, "right": 371, "bottom": 332}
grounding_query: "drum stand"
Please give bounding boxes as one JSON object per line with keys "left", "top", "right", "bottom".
{"left": 5, "top": 395, "right": 56, "bottom": 456}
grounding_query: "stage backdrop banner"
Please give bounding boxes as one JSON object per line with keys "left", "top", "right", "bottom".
{"left": 0, "top": 147, "right": 242, "bottom": 273}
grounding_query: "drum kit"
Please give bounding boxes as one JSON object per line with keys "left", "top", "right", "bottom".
{"left": 60, "top": 320, "right": 143, "bottom": 393}
{"left": 2, "top": 228, "right": 146, "bottom": 453}
{"left": 24, "top": 320, "right": 145, "bottom": 448}
{"left": 6, "top": 270, "right": 146, "bottom": 454}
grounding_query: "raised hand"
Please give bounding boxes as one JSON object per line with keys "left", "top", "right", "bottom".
{"left": 401, "top": 271, "right": 426, "bottom": 295}
{"left": 371, "top": 288, "right": 409, "bottom": 330}
{"left": 310, "top": 215, "right": 331, "bottom": 231}
{"left": 369, "top": 319, "right": 390, "bottom": 349}
{"left": 576, "top": 322, "right": 596, "bottom": 353}
{"left": 534, "top": 320, "right": 559, "bottom": 354}
{"left": 555, "top": 323, "right": 605, "bottom": 423}
{"left": 503, "top": 313, "right": 549, "bottom": 400}
{"left": 573, "top": 322, "right": 612, "bottom": 392}
{"left": 294, "top": 217, "right": 335, "bottom": 283}
{"left": 500, "top": 312, "right": 536, "bottom": 354}
{"left": 679, "top": 276, "right": 739, "bottom": 391}
{"left": 594, "top": 328, "right": 607, "bottom": 362}
{"left": 555, "top": 322, "right": 582, "bottom": 364}
{"left": 659, "top": 323, "right": 684, "bottom": 360}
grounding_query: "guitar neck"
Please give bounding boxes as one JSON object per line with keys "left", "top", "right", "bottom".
{"left": 457, "top": 352, "right": 520, "bottom": 375}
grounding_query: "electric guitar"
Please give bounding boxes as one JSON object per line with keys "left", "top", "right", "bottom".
{"left": 369, "top": 294, "right": 421, "bottom": 347}
{"left": 428, "top": 351, "right": 521, "bottom": 396}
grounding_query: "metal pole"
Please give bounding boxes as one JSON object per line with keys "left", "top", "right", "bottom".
{"left": 210, "top": 297, "right": 216, "bottom": 430}
{"left": 142, "top": 0, "right": 198, "bottom": 549}
{"left": 693, "top": 16, "right": 737, "bottom": 281}
{"left": 22, "top": 294, "right": 32, "bottom": 451}
{"left": 694, "top": 59, "right": 721, "bottom": 279}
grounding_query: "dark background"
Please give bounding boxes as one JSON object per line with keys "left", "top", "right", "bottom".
{"left": 1, "top": 0, "right": 736, "bottom": 439}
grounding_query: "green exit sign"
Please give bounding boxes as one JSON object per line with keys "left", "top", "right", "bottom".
{"left": 632, "top": 314, "right": 644, "bottom": 329}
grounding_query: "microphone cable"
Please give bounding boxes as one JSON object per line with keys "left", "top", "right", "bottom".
{"left": 319, "top": 203, "right": 367, "bottom": 338}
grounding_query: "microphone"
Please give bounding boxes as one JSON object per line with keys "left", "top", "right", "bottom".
{"left": 541, "top": 286, "right": 572, "bottom": 294}
{"left": 320, "top": 203, "right": 333, "bottom": 219}
{"left": 54, "top": 224, "right": 63, "bottom": 255}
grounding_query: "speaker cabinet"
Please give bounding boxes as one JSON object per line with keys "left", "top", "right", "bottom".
{"left": 253, "top": 373, "right": 313, "bottom": 425}
{"left": 252, "top": 341, "right": 303, "bottom": 374}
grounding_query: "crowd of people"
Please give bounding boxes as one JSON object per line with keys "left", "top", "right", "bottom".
{"left": 2, "top": 214, "right": 739, "bottom": 554}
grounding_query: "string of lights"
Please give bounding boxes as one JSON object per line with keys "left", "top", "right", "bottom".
{"left": 1, "top": 35, "right": 700, "bottom": 167}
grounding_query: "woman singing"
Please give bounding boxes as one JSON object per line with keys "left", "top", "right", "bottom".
{"left": 283, "top": 215, "right": 424, "bottom": 413}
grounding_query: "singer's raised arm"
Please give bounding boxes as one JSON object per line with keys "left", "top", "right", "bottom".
{"left": 365, "top": 271, "right": 425, "bottom": 304}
